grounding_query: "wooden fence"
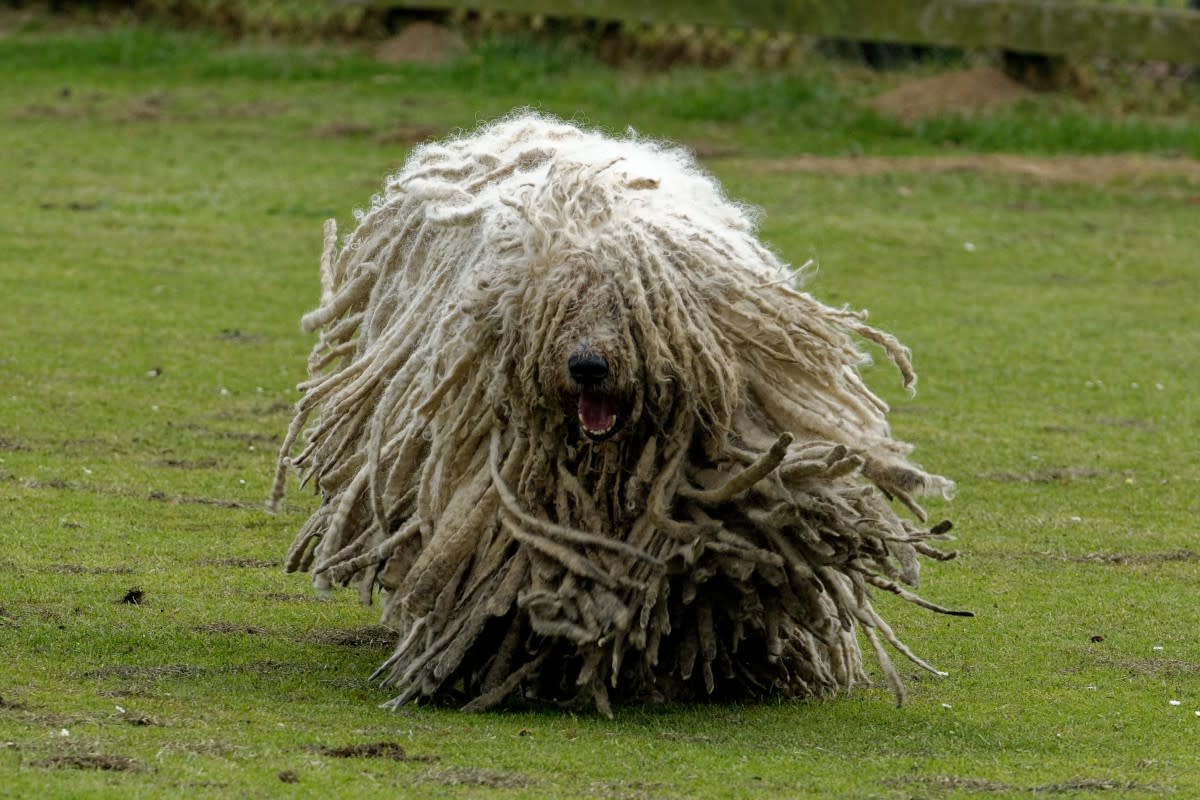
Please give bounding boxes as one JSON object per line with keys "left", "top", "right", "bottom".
{"left": 375, "top": 0, "right": 1200, "bottom": 62}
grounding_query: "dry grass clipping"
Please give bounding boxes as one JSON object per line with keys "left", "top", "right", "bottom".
{"left": 270, "top": 112, "right": 967, "bottom": 715}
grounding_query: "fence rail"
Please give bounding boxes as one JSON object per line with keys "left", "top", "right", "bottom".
{"left": 376, "top": 0, "right": 1200, "bottom": 62}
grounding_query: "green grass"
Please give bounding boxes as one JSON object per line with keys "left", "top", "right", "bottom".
{"left": 2, "top": 18, "right": 1199, "bottom": 799}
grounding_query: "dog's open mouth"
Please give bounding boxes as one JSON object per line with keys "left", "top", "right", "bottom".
{"left": 577, "top": 390, "right": 622, "bottom": 441}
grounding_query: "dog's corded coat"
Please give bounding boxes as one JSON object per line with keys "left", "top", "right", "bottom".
{"left": 270, "top": 113, "right": 966, "bottom": 715}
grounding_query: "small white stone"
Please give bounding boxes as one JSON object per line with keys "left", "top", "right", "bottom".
{"left": 1069, "top": 516, "right": 1082, "bottom": 523}
{"left": 963, "top": 242, "right": 976, "bottom": 252}
{"left": 1169, "top": 700, "right": 1182, "bottom": 706}
{"left": 59, "top": 729, "right": 70, "bottom": 737}
{"left": 1153, "top": 646, "right": 1164, "bottom": 652}
{"left": 941, "top": 703, "right": 952, "bottom": 709}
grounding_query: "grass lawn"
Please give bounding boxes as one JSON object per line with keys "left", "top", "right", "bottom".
{"left": 1, "top": 16, "right": 1198, "bottom": 799}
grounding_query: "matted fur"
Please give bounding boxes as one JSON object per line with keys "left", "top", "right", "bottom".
{"left": 270, "top": 112, "right": 966, "bottom": 715}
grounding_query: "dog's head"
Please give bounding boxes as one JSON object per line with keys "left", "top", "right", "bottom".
{"left": 477, "top": 150, "right": 744, "bottom": 449}
{"left": 547, "top": 289, "right": 640, "bottom": 444}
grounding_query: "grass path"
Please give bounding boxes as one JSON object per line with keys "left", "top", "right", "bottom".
{"left": 1, "top": 20, "right": 1198, "bottom": 799}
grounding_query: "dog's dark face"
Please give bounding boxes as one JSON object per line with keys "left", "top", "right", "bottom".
{"left": 562, "top": 338, "right": 629, "bottom": 442}
{"left": 542, "top": 277, "right": 641, "bottom": 444}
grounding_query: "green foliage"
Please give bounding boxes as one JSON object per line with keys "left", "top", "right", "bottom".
{"left": 1, "top": 18, "right": 1198, "bottom": 799}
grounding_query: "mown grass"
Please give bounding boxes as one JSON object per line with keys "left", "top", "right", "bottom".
{"left": 2, "top": 16, "right": 1199, "bottom": 799}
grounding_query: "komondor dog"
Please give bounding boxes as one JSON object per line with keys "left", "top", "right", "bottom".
{"left": 270, "top": 112, "right": 967, "bottom": 715}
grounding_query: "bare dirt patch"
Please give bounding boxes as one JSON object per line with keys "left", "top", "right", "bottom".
{"left": 869, "top": 67, "right": 1033, "bottom": 123}
{"left": 213, "top": 99, "right": 290, "bottom": 120}
{"left": 44, "top": 563, "right": 137, "bottom": 575}
{"left": 147, "top": 490, "right": 254, "bottom": 509}
{"left": 199, "top": 557, "right": 281, "bottom": 569}
{"left": 0, "top": 9, "right": 34, "bottom": 37}
{"left": 686, "top": 141, "right": 742, "bottom": 159}
{"left": 9, "top": 472, "right": 255, "bottom": 511}
{"left": 0, "top": 694, "right": 29, "bottom": 711}
{"left": 98, "top": 688, "right": 158, "bottom": 699}
{"left": 588, "top": 778, "right": 673, "bottom": 800}
{"left": 888, "top": 775, "right": 1012, "bottom": 793}
{"left": 1063, "top": 550, "right": 1200, "bottom": 566}
{"left": 0, "top": 702, "right": 94, "bottom": 728}
{"left": 217, "top": 328, "right": 265, "bottom": 344}
{"left": 1091, "top": 653, "right": 1200, "bottom": 678}
{"left": 0, "top": 436, "right": 29, "bottom": 452}
{"left": 35, "top": 752, "right": 141, "bottom": 772}
{"left": 1038, "top": 778, "right": 1168, "bottom": 794}
{"left": 38, "top": 200, "right": 101, "bottom": 212}
{"left": 260, "top": 591, "right": 324, "bottom": 603}
{"left": 118, "top": 91, "right": 170, "bottom": 123}
{"left": 153, "top": 457, "right": 221, "bottom": 469}
{"left": 427, "top": 766, "right": 533, "bottom": 789}
{"left": 374, "top": 22, "right": 467, "bottom": 65}
{"left": 115, "top": 709, "right": 161, "bottom": 727}
{"left": 999, "top": 550, "right": 1200, "bottom": 569}
{"left": 376, "top": 123, "right": 442, "bottom": 146}
{"left": 307, "top": 626, "right": 396, "bottom": 648}
{"left": 892, "top": 774, "right": 1166, "bottom": 795}
{"left": 1097, "top": 416, "right": 1154, "bottom": 430}
{"left": 311, "top": 742, "right": 438, "bottom": 762}
{"left": 747, "top": 153, "right": 1200, "bottom": 186}
{"left": 193, "top": 621, "right": 271, "bottom": 636}
{"left": 159, "top": 739, "right": 247, "bottom": 758}
{"left": 983, "top": 467, "right": 1107, "bottom": 484}
{"left": 314, "top": 121, "right": 375, "bottom": 138}
{"left": 167, "top": 421, "right": 280, "bottom": 446}
{"left": 14, "top": 102, "right": 87, "bottom": 121}
{"left": 83, "top": 659, "right": 331, "bottom": 681}
{"left": 314, "top": 120, "right": 440, "bottom": 146}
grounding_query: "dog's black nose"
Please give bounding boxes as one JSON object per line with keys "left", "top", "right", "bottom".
{"left": 568, "top": 352, "right": 608, "bottom": 386}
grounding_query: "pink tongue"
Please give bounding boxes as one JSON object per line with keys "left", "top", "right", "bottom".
{"left": 578, "top": 391, "right": 618, "bottom": 434}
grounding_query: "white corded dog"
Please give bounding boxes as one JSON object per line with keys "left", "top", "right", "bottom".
{"left": 271, "top": 112, "right": 966, "bottom": 715}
